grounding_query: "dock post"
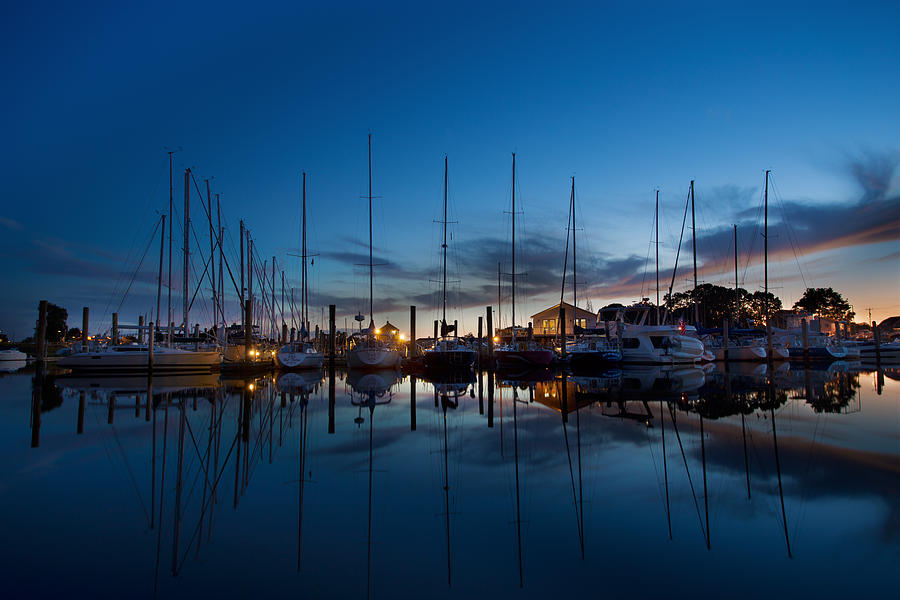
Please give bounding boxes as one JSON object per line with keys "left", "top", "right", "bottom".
{"left": 723, "top": 319, "right": 729, "bottom": 362}
{"left": 327, "top": 367, "right": 335, "bottom": 434}
{"left": 36, "top": 300, "right": 48, "bottom": 362}
{"left": 560, "top": 307, "right": 567, "bottom": 360}
{"left": 873, "top": 321, "right": 881, "bottom": 365}
{"left": 454, "top": 319, "right": 458, "bottom": 339}
{"left": 290, "top": 327, "right": 295, "bottom": 343}
{"left": 245, "top": 298, "right": 253, "bottom": 361}
{"left": 410, "top": 375, "right": 417, "bottom": 431}
{"left": 486, "top": 306, "right": 494, "bottom": 366}
{"left": 329, "top": 305, "right": 336, "bottom": 365}
{"left": 801, "top": 318, "right": 809, "bottom": 363}
{"left": 433, "top": 320, "right": 438, "bottom": 343}
{"left": 527, "top": 321, "right": 533, "bottom": 341}
{"left": 282, "top": 323, "right": 288, "bottom": 346}
{"left": 138, "top": 315, "right": 144, "bottom": 344}
{"left": 77, "top": 391, "right": 85, "bottom": 434}
{"left": 82, "top": 307, "right": 89, "bottom": 352}
{"left": 112, "top": 312, "right": 118, "bottom": 347}
{"left": 409, "top": 306, "right": 416, "bottom": 358}
{"left": 148, "top": 321, "right": 154, "bottom": 372}
{"left": 487, "top": 369, "right": 494, "bottom": 428}
{"left": 477, "top": 316, "right": 483, "bottom": 369}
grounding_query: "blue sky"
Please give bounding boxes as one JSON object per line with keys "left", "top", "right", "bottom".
{"left": 1, "top": 1, "right": 898, "bottom": 338}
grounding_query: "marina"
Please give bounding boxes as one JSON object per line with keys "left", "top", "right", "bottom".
{"left": 3, "top": 4, "right": 899, "bottom": 599}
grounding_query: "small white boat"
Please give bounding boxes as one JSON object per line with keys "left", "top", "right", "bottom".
{"left": 0, "top": 348, "right": 27, "bottom": 361}
{"left": 619, "top": 324, "right": 706, "bottom": 364}
{"left": 277, "top": 341, "right": 324, "bottom": 369}
{"left": 348, "top": 337, "right": 401, "bottom": 370}
{"left": 58, "top": 345, "right": 221, "bottom": 372}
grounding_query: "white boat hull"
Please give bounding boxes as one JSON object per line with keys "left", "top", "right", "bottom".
{"left": 58, "top": 347, "right": 221, "bottom": 372}
{"left": 0, "top": 349, "right": 27, "bottom": 361}
{"left": 277, "top": 348, "right": 324, "bottom": 369}
{"left": 348, "top": 347, "right": 401, "bottom": 370}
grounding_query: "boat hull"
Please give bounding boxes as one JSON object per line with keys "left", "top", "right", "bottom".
{"left": 58, "top": 349, "right": 221, "bottom": 372}
{"left": 348, "top": 347, "right": 401, "bottom": 370}
{"left": 277, "top": 347, "right": 324, "bottom": 369}
{"left": 495, "top": 348, "right": 555, "bottom": 368}
{"left": 423, "top": 349, "right": 476, "bottom": 369}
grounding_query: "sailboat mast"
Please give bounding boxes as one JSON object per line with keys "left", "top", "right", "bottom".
{"left": 571, "top": 176, "right": 576, "bottom": 314}
{"left": 511, "top": 153, "right": 516, "bottom": 330}
{"left": 734, "top": 224, "right": 739, "bottom": 322}
{"left": 442, "top": 156, "right": 448, "bottom": 327}
{"left": 764, "top": 170, "right": 769, "bottom": 316}
{"left": 368, "top": 134, "right": 374, "bottom": 328}
{"left": 183, "top": 168, "right": 190, "bottom": 335}
{"left": 655, "top": 190, "right": 660, "bottom": 324}
{"left": 764, "top": 169, "right": 773, "bottom": 358}
{"left": 167, "top": 151, "right": 173, "bottom": 345}
{"left": 302, "top": 172, "right": 308, "bottom": 333}
{"left": 690, "top": 180, "right": 697, "bottom": 325}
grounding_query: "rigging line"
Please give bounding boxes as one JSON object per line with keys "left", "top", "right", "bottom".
{"left": 115, "top": 217, "right": 164, "bottom": 315}
{"left": 107, "top": 411, "right": 152, "bottom": 526}
{"left": 668, "top": 403, "right": 708, "bottom": 545}
{"left": 175, "top": 430, "right": 242, "bottom": 574}
{"left": 771, "top": 176, "right": 810, "bottom": 291}
{"left": 665, "top": 185, "right": 693, "bottom": 305}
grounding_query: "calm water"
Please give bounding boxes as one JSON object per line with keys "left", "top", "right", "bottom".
{"left": 1, "top": 362, "right": 897, "bottom": 598}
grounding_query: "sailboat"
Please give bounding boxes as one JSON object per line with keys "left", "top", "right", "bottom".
{"left": 559, "top": 177, "right": 621, "bottom": 366}
{"left": 424, "top": 156, "right": 475, "bottom": 370}
{"left": 347, "top": 134, "right": 402, "bottom": 370}
{"left": 278, "top": 172, "right": 324, "bottom": 369}
{"left": 61, "top": 166, "right": 221, "bottom": 372}
{"left": 495, "top": 153, "right": 555, "bottom": 369}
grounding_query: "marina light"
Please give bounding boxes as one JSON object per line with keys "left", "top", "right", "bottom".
{"left": 376, "top": 329, "right": 381, "bottom": 335}
{"left": 399, "top": 334, "right": 406, "bottom": 341}
{"left": 493, "top": 336, "right": 499, "bottom": 343}
{"left": 248, "top": 383, "right": 255, "bottom": 391}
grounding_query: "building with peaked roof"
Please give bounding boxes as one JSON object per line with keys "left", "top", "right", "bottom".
{"left": 530, "top": 302, "right": 597, "bottom": 336}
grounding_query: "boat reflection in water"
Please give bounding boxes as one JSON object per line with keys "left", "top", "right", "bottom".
{"left": 8, "top": 361, "right": 898, "bottom": 597}
{"left": 347, "top": 367, "right": 400, "bottom": 598}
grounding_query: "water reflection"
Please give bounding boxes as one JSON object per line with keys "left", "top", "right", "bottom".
{"left": 4, "top": 362, "right": 897, "bottom": 597}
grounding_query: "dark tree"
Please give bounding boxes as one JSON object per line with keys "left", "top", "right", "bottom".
{"left": 793, "top": 287, "right": 855, "bottom": 321}
{"left": 35, "top": 303, "right": 68, "bottom": 343}
{"left": 663, "top": 283, "right": 753, "bottom": 327}
{"left": 745, "top": 291, "right": 782, "bottom": 325}
{"left": 66, "top": 327, "right": 82, "bottom": 341}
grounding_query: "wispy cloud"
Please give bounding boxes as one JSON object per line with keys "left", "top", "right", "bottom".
{"left": 0, "top": 216, "right": 22, "bottom": 230}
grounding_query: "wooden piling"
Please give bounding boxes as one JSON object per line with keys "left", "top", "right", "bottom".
{"left": 282, "top": 323, "right": 288, "bottom": 346}
{"left": 433, "top": 320, "right": 438, "bottom": 342}
{"left": 873, "top": 321, "right": 881, "bottom": 364}
{"left": 409, "top": 305, "right": 416, "bottom": 358}
{"left": 454, "top": 319, "right": 458, "bottom": 338}
{"left": 112, "top": 312, "right": 118, "bottom": 347}
{"left": 148, "top": 321, "right": 154, "bottom": 372}
{"left": 560, "top": 307, "right": 567, "bottom": 359}
{"left": 410, "top": 375, "right": 417, "bottom": 431}
{"left": 82, "top": 307, "right": 89, "bottom": 352}
{"left": 36, "top": 300, "right": 48, "bottom": 362}
{"left": 477, "top": 316, "right": 483, "bottom": 369}
{"left": 77, "top": 391, "right": 85, "bottom": 434}
{"left": 245, "top": 298, "right": 253, "bottom": 361}
{"left": 329, "top": 305, "right": 336, "bottom": 363}
{"left": 327, "top": 367, "right": 335, "bottom": 434}
{"left": 138, "top": 315, "right": 144, "bottom": 344}
{"left": 723, "top": 319, "right": 729, "bottom": 362}
{"left": 486, "top": 306, "right": 494, "bottom": 364}
{"left": 801, "top": 318, "right": 809, "bottom": 363}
